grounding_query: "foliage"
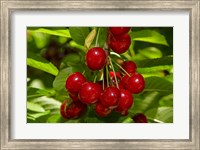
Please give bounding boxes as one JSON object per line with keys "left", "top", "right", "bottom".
{"left": 27, "top": 27, "right": 173, "bottom": 123}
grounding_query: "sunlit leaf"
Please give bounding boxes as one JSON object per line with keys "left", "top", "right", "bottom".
{"left": 28, "top": 28, "right": 71, "bottom": 38}
{"left": 144, "top": 77, "right": 173, "bottom": 93}
{"left": 145, "top": 107, "right": 173, "bottom": 123}
{"left": 27, "top": 101, "right": 45, "bottom": 112}
{"left": 130, "top": 30, "right": 169, "bottom": 46}
{"left": 138, "top": 47, "right": 162, "bottom": 59}
{"left": 28, "top": 110, "right": 50, "bottom": 119}
{"left": 27, "top": 52, "right": 59, "bottom": 76}
{"left": 47, "top": 114, "right": 62, "bottom": 123}
{"left": 84, "top": 28, "right": 97, "bottom": 49}
{"left": 27, "top": 87, "right": 55, "bottom": 99}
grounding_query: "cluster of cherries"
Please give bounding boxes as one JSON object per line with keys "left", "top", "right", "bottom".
{"left": 60, "top": 27, "right": 147, "bottom": 123}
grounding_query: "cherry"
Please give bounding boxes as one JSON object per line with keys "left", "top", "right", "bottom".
{"left": 122, "top": 61, "right": 137, "bottom": 74}
{"left": 126, "top": 73, "right": 145, "bottom": 94}
{"left": 110, "top": 33, "right": 131, "bottom": 54}
{"left": 132, "top": 113, "right": 148, "bottom": 123}
{"left": 109, "top": 27, "right": 131, "bottom": 35}
{"left": 86, "top": 47, "right": 106, "bottom": 71}
{"left": 109, "top": 71, "right": 121, "bottom": 80}
{"left": 65, "top": 101, "right": 87, "bottom": 119}
{"left": 116, "top": 89, "right": 133, "bottom": 111}
{"left": 95, "top": 102, "right": 112, "bottom": 117}
{"left": 65, "top": 72, "right": 86, "bottom": 93}
{"left": 60, "top": 99, "right": 69, "bottom": 119}
{"left": 100, "top": 86, "right": 120, "bottom": 109}
{"left": 120, "top": 74, "right": 130, "bottom": 88}
{"left": 79, "top": 82, "right": 102, "bottom": 104}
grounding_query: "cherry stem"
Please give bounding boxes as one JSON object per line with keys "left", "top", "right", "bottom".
{"left": 93, "top": 75, "right": 97, "bottom": 83}
{"left": 95, "top": 28, "right": 101, "bottom": 47}
{"left": 102, "top": 69, "right": 105, "bottom": 90}
{"left": 112, "top": 60, "right": 131, "bottom": 77}
{"left": 106, "top": 65, "right": 109, "bottom": 87}
{"left": 108, "top": 56, "right": 119, "bottom": 89}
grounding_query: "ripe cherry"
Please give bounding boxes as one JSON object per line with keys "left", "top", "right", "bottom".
{"left": 110, "top": 33, "right": 131, "bottom": 54}
{"left": 109, "top": 27, "right": 131, "bottom": 35}
{"left": 126, "top": 73, "right": 145, "bottom": 94}
{"left": 65, "top": 72, "right": 86, "bottom": 93}
{"left": 132, "top": 113, "right": 148, "bottom": 123}
{"left": 122, "top": 61, "right": 137, "bottom": 74}
{"left": 95, "top": 102, "right": 112, "bottom": 117}
{"left": 86, "top": 47, "right": 106, "bottom": 71}
{"left": 100, "top": 86, "right": 120, "bottom": 109}
{"left": 120, "top": 74, "right": 130, "bottom": 88}
{"left": 60, "top": 99, "right": 69, "bottom": 119}
{"left": 65, "top": 101, "right": 87, "bottom": 119}
{"left": 109, "top": 71, "right": 121, "bottom": 80}
{"left": 79, "top": 82, "right": 102, "bottom": 104}
{"left": 116, "top": 89, "right": 133, "bottom": 111}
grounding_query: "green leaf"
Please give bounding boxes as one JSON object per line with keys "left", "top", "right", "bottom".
{"left": 138, "top": 47, "right": 162, "bottom": 59}
{"left": 27, "top": 87, "right": 55, "bottom": 99}
{"left": 130, "top": 30, "right": 169, "bottom": 46}
{"left": 31, "top": 32, "right": 50, "bottom": 49}
{"left": 84, "top": 28, "right": 97, "bottom": 49}
{"left": 145, "top": 107, "right": 173, "bottom": 123}
{"left": 95, "top": 27, "right": 108, "bottom": 48}
{"left": 31, "top": 96, "right": 61, "bottom": 111}
{"left": 47, "top": 114, "right": 62, "bottom": 123}
{"left": 69, "top": 27, "right": 90, "bottom": 45}
{"left": 159, "top": 94, "right": 173, "bottom": 107}
{"left": 28, "top": 110, "right": 50, "bottom": 119}
{"left": 137, "top": 65, "right": 173, "bottom": 73}
{"left": 135, "top": 56, "right": 173, "bottom": 68}
{"left": 27, "top": 101, "right": 45, "bottom": 112}
{"left": 130, "top": 92, "right": 160, "bottom": 113}
{"left": 27, "top": 51, "right": 59, "bottom": 76}
{"left": 53, "top": 66, "right": 84, "bottom": 92}
{"left": 144, "top": 77, "right": 173, "bottom": 93}
{"left": 28, "top": 28, "right": 71, "bottom": 38}
{"left": 60, "top": 53, "right": 81, "bottom": 69}
{"left": 122, "top": 117, "right": 133, "bottom": 123}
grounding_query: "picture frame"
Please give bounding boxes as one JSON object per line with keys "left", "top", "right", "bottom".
{"left": 0, "top": 0, "right": 199, "bottom": 149}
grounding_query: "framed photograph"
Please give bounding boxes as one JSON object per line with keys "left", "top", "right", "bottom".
{"left": 1, "top": 0, "right": 199, "bottom": 149}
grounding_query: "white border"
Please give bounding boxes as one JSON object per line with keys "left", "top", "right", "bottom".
{"left": 11, "top": 11, "right": 189, "bottom": 139}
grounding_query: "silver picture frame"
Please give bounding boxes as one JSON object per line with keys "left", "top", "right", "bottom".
{"left": 0, "top": 0, "right": 199, "bottom": 149}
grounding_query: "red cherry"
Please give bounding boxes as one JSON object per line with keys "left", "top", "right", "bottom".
{"left": 65, "top": 72, "right": 86, "bottom": 93}
{"left": 109, "top": 71, "right": 121, "bottom": 80}
{"left": 122, "top": 61, "right": 137, "bottom": 74}
{"left": 86, "top": 47, "right": 106, "bottom": 71}
{"left": 132, "top": 113, "right": 148, "bottom": 123}
{"left": 120, "top": 74, "right": 130, "bottom": 88}
{"left": 100, "top": 86, "right": 120, "bottom": 109}
{"left": 110, "top": 33, "right": 131, "bottom": 54}
{"left": 116, "top": 89, "right": 133, "bottom": 111}
{"left": 66, "top": 101, "right": 87, "bottom": 119}
{"left": 60, "top": 100, "right": 69, "bottom": 119}
{"left": 126, "top": 73, "right": 145, "bottom": 94}
{"left": 95, "top": 102, "right": 112, "bottom": 117}
{"left": 79, "top": 82, "right": 102, "bottom": 104}
{"left": 109, "top": 27, "right": 131, "bottom": 35}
